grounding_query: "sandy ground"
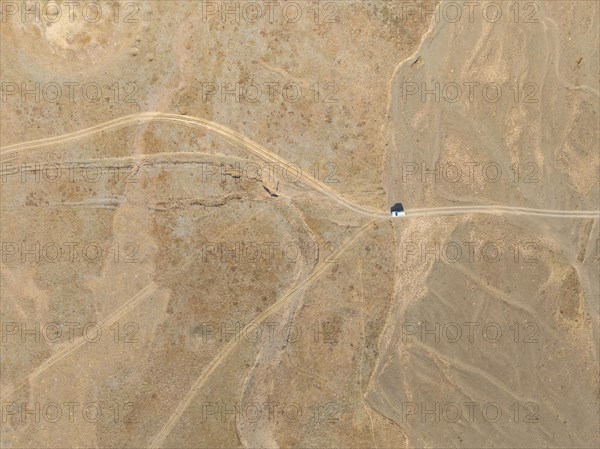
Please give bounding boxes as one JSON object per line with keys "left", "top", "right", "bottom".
{"left": 1, "top": 1, "right": 598, "bottom": 448}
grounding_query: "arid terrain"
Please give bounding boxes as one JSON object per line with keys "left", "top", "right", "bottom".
{"left": 1, "top": 1, "right": 598, "bottom": 448}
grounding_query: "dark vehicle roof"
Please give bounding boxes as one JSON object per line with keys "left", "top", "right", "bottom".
{"left": 390, "top": 203, "right": 404, "bottom": 212}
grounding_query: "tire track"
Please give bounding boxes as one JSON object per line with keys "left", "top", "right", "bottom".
{"left": 2, "top": 112, "right": 597, "bottom": 220}
{"left": 149, "top": 220, "right": 378, "bottom": 449}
